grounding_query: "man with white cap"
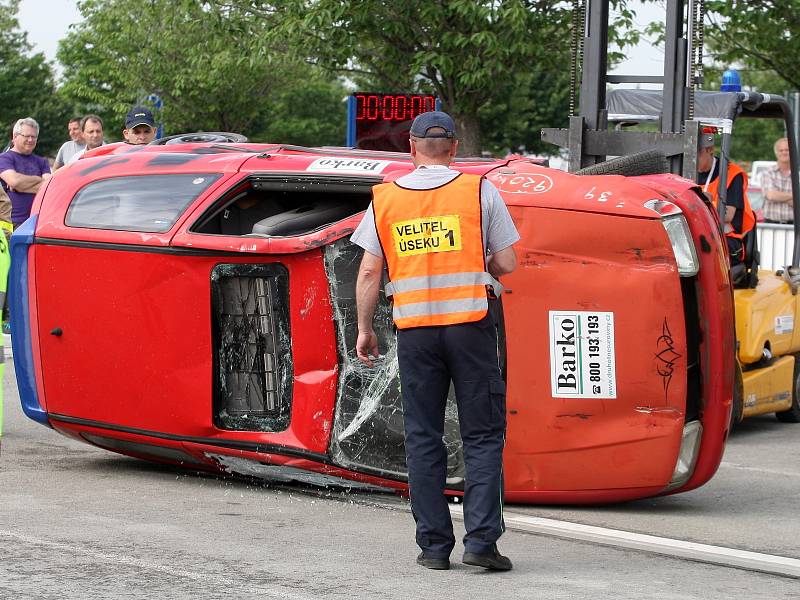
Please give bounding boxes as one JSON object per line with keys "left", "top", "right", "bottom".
{"left": 352, "top": 110, "right": 518, "bottom": 571}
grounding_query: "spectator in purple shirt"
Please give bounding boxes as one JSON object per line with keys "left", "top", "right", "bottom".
{"left": 0, "top": 117, "right": 51, "bottom": 228}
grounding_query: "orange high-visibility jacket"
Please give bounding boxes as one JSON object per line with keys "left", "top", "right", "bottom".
{"left": 372, "top": 173, "right": 501, "bottom": 329}
{"left": 706, "top": 162, "right": 756, "bottom": 240}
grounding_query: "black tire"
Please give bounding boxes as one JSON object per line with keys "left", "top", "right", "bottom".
{"left": 730, "top": 361, "right": 744, "bottom": 431}
{"left": 149, "top": 132, "right": 248, "bottom": 145}
{"left": 574, "top": 150, "right": 669, "bottom": 177}
{"left": 776, "top": 355, "right": 800, "bottom": 423}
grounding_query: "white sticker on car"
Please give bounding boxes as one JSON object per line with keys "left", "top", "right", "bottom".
{"left": 775, "top": 315, "right": 794, "bottom": 335}
{"left": 487, "top": 172, "right": 553, "bottom": 194}
{"left": 306, "top": 157, "right": 391, "bottom": 174}
{"left": 549, "top": 310, "right": 617, "bottom": 399}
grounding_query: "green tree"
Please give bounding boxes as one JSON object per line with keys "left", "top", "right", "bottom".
{"left": 0, "top": 0, "right": 71, "bottom": 156}
{"left": 699, "top": 2, "right": 798, "bottom": 164}
{"left": 58, "top": 0, "right": 346, "bottom": 144}
{"left": 705, "top": 1, "right": 800, "bottom": 91}
{"left": 480, "top": 68, "right": 571, "bottom": 157}
{"left": 221, "top": 0, "right": 640, "bottom": 155}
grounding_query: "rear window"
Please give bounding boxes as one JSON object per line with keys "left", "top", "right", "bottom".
{"left": 66, "top": 173, "right": 221, "bottom": 233}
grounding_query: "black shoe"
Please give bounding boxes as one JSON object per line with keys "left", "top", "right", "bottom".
{"left": 462, "top": 545, "right": 513, "bottom": 571}
{"left": 416, "top": 552, "right": 450, "bottom": 570}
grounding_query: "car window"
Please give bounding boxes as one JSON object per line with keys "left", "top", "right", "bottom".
{"left": 66, "top": 174, "right": 221, "bottom": 233}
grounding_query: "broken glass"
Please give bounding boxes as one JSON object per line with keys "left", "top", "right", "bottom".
{"left": 324, "top": 239, "right": 467, "bottom": 487}
{"left": 211, "top": 263, "right": 293, "bottom": 431}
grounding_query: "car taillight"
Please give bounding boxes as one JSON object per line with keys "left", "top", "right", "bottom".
{"left": 644, "top": 199, "right": 700, "bottom": 277}
{"left": 666, "top": 420, "right": 703, "bottom": 490}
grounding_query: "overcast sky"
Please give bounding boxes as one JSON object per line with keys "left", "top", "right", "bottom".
{"left": 17, "top": 0, "right": 664, "bottom": 83}
{"left": 18, "top": 0, "right": 82, "bottom": 62}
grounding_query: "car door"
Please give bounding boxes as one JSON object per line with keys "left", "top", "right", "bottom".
{"left": 32, "top": 170, "right": 236, "bottom": 440}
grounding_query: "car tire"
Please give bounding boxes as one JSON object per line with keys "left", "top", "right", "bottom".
{"left": 149, "top": 132, "right": 248, "bottom": 145}
{"left": 776, "top": 354, "right": 800, "bottom": 423}
{"left": 574, "top": 150, "right": 669, "bottom": 177}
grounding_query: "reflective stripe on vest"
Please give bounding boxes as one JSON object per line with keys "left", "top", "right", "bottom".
{"left": 393, "top": 296, "right": 490, "bottom": 320}
{"left": 373, "top": 173, "right": 489, "bottom": 329}
{"left": 706, "top": 162, "right": 755, "bottom": 240}
{"left": 384, "top": 271, "right": 503, "bottom": 297}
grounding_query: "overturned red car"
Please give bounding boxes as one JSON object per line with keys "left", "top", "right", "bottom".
{"left": 10, "top": 134, "right": 734, "bottom": 503}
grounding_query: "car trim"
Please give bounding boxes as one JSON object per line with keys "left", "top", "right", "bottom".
{"left": 9, "top": 216, "right": 51, "bottom": 427}
{"left": 35, "top": 237, "right": 247, "bottom": 257}
{"left": 48, "top": 412, "right": 413, "bottom": 484}
{"left": 48, "top": 413, "right": 333, "bottom": 463}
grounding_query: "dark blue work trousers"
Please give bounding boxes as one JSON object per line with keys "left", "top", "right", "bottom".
{"left": 396, "top": 312, "right": 506, "bottom": 558}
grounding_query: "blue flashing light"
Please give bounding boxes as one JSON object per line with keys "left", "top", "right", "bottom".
{"left": 9, "top": 216, "right": 51, "bottom": 427}
{"left": 721, "top": 69, "right": 742, "bottom": 92}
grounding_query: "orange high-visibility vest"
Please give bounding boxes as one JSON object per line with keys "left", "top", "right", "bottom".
{"left": 372, "top": 173, "right": 501, "bottom": 329}
{"left": 706, "top": 162, "right": 755, "bottom": 240}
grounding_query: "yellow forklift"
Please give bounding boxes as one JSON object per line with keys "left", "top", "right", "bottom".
{"left": 543, "top": 0, "right": 800, "bottom": 425}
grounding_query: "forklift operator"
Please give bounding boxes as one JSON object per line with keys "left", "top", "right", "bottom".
{"left": 696, "top": 130, "right": 755, "bottom": 266}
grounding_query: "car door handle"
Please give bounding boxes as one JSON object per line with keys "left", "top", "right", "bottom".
{"left": 50, "top": 327, "right": 63, "bottom": 336}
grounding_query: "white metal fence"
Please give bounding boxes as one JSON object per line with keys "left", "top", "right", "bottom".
{"left": 757, "top": 223, "right": 795, "bottom": 272}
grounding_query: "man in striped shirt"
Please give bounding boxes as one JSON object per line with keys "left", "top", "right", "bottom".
{"left": 762, "top": 137, "right": 793, "bottom": 224}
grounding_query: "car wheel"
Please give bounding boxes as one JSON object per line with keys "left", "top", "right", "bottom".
{"left": 574, "top": 150, "right": 669, "bottom": 177}
{"left": 776, "top": 354, "right": 800, "bottom": 423}
{"left": 149, "top": 132, "right": 248, "bottom": 145}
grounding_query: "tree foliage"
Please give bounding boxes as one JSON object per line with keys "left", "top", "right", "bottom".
{"left": 630, "top": 1, "right": 794, "bottom": 164}
{"left": 705, "top": 1, "right": 800, "bottom": 91}
{"left": 480, "top": 68, "right": 571, "bottom": 156}
{"left": 0, "top": 0, "right": 71, "bottom": 156}
{"left": 57, "top": 0, "right": 347, "bottom": 144}
{"left": 218, "top": 0, "right": 641, "bottom": 155}
{"left": 690, "top": 2, "right": 798, "bottom": 163}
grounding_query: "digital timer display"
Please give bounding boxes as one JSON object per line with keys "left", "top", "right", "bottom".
{"left": 347, "top": 93, "right": 439, "bottom": 152}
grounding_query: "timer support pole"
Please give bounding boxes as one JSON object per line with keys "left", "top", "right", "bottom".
{"left": 346, "top": 95, "right": 357, "bottom": 147}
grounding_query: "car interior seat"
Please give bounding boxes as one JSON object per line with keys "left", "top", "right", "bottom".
{"left": 249, "top": 200, "right": 356, "bottom": 237}
{"left": 731, "top": 221, "right": 759, "bottom": 289}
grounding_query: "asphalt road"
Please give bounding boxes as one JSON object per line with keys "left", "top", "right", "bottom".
{"left": 512, "top": 414, "right": 800, "bottom": 558}
{"left": 1, "top": 363, "right": 799, "bottom": 599}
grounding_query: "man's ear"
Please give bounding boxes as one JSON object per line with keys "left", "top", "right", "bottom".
{"left": 449, "top": 139, "right": 459, "bottom": 159}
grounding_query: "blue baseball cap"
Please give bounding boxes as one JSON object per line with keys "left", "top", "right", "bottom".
{"left": 409, "top": 111, "right": 457, "bottom": 139}
{"left": 125, "top": 106, "right": 155, "bottom": 129}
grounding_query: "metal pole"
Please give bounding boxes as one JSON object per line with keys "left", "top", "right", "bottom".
{"left": 662, "top": 0, "right": 686, "bottom": 135}
{"left": 717, "top": 133, "right": 731, "bottom": 227}
{"left": 792, "top": 91, "right": 800, "bottom": 149}
{"left": 578, "top": 0, "right": 609, "bottom": 132}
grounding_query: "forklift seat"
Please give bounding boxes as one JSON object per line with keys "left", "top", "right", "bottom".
{"left": 731, "top": 221, "right": 759, "bottom": 289}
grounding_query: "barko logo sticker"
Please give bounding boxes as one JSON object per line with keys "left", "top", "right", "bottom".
{"left": 306, "top": 158, "right": 391, "bottom": 174}
{"left": 549, "top": 311, "right": 617, "bottom": 399}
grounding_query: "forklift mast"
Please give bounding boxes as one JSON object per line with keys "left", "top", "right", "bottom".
{"left": 543, "top": 0, "right": 705, "bottom": 177}
{"left": 542, "top": 0, "right": 800, "bottom": 266}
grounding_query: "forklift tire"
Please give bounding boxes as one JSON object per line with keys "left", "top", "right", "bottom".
{"left": 574, "top": 150, "right": 669, "bottom": 177}
{"left": 730, "top": 361, "right": 744, "bottom": 431}
{"left": 776, "top": 355, "right": 800, "bottom": 423}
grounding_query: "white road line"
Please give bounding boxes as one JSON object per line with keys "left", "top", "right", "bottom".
{"left": 720, "top": 461, "right": 800, "bottom": 478}
{"left": 0, "top": 529, "right": 315, "bottom": 600}
{"left": 449, "top": 506, "right": 800, "bottom": 579}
